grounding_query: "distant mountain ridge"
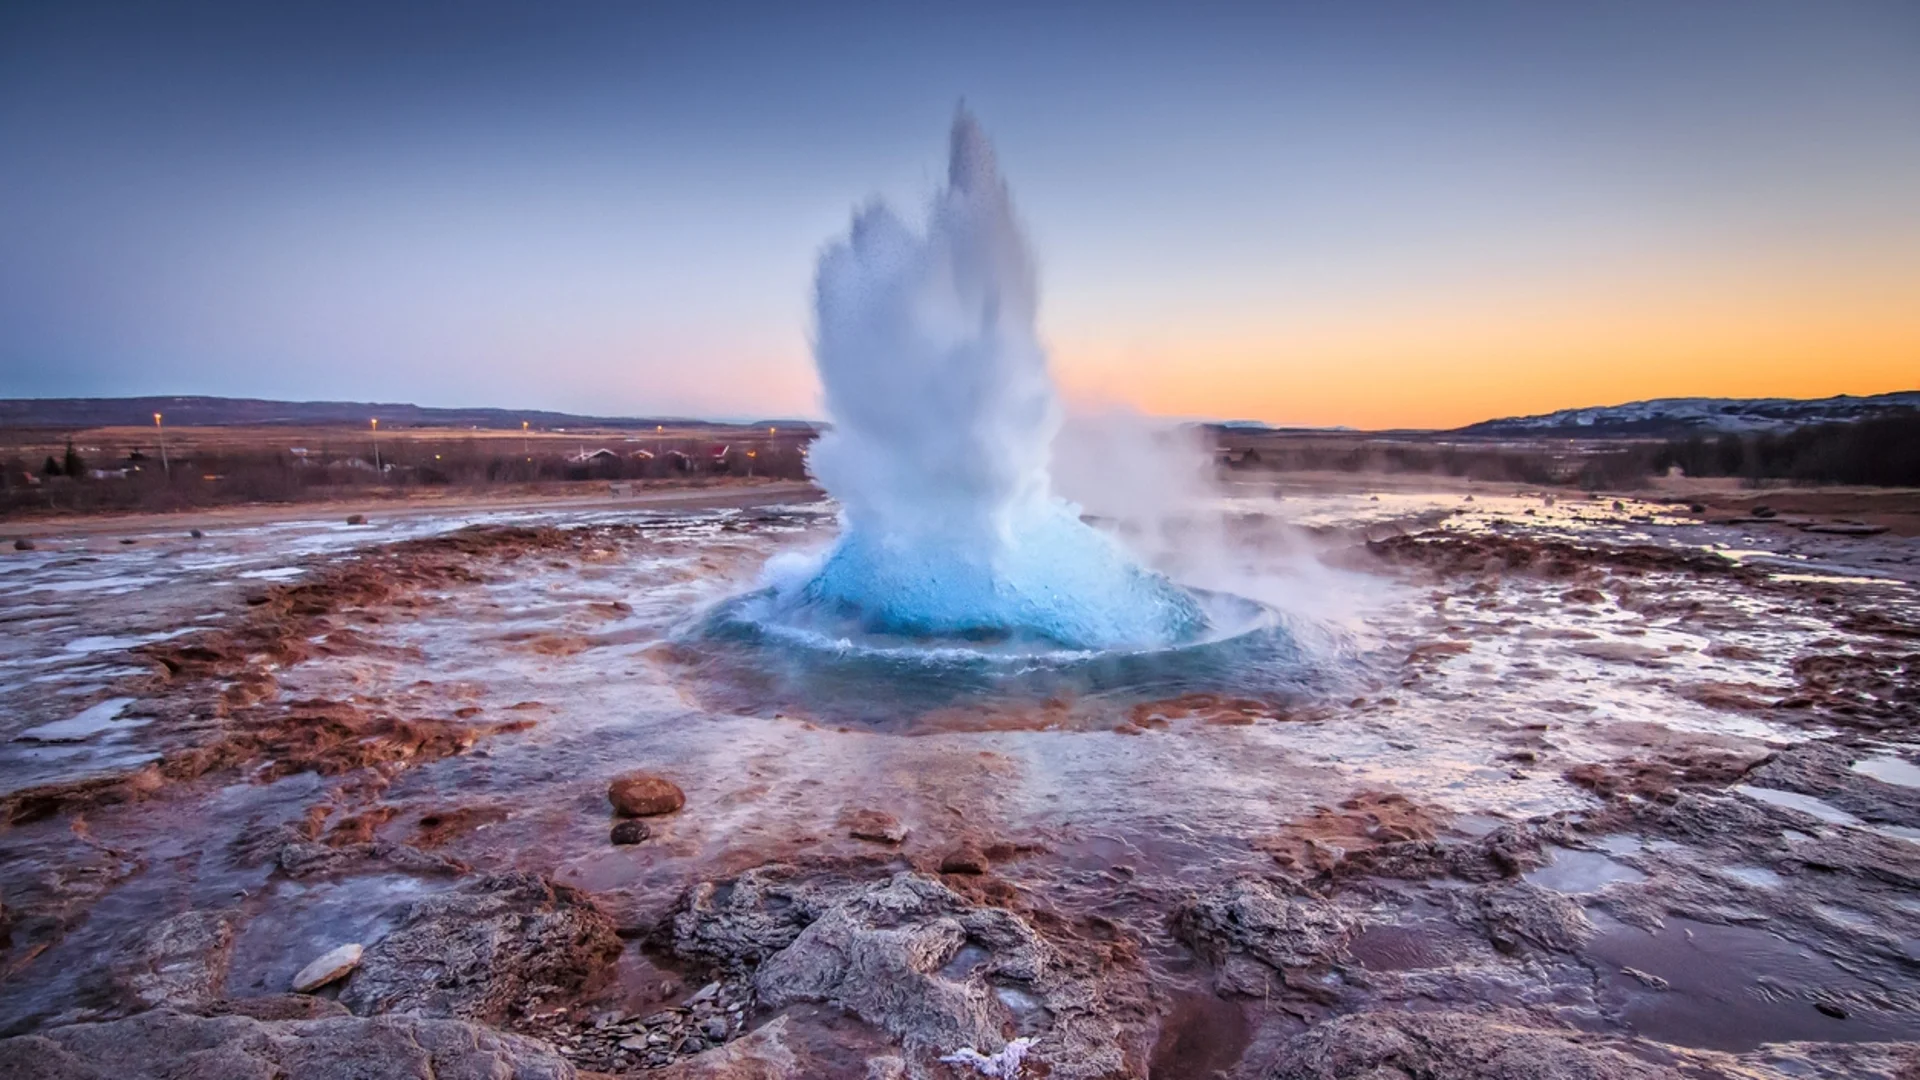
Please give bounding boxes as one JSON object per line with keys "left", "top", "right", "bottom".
{"left": 1454, "top": 391, "right": 1920, "bottom": 437}
{"left": 0, "top": 396, "right": 817, "bottom": 432}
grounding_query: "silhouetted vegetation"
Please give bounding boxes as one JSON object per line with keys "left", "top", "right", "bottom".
{"left": 1214, "top": 413, "right": 1920, "bottom": 490}
{"left": 1218, "top": 435, "right": 1648, "bottom": 488}
{"left": 1653, "top": 413, "right": 1920, "bottom": 486}
{"left": 0, "top": 430, "right": 813, "bottom": 516}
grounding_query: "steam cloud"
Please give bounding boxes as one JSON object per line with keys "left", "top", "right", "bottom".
{"left": 776, "top": 111, "right": 1205, "bottom": 650}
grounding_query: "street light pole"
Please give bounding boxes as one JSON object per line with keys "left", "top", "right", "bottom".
{"left": 371, "top": 418, "right": 381, "bottom": 473}
{"left": 154, "top": 412, "right": 170, "bottom": 478}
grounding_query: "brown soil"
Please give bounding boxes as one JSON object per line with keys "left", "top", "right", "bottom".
{"left": 0, "top": 525, "right": 613, "bottom": 826}
{"left": 1253, "top": 791, "right": 1454, "bottom": 874}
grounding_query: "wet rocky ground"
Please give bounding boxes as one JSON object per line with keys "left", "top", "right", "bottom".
{"left": 1, "top": 484, "right": 1917, "bottom": 1078}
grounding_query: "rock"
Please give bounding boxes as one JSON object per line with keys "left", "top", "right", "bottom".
{"left": 1752, "top": 505, "right": 1777, "bottom": 518}
{"left": 842, "top": 809, "right": 908, "bottom": 845}
{"left": 203, "top": 994, "right": 351, "bottom": 1020}
{"left": 189, "top": 529, "right": 204, "bottom": 539}
{"left": 612, "top": 819, "right": 651, "bottom": 845}
{"left": 292, "top": 942, "right": 364, "bottom": 992}
{"left": 339, "top": 872, "right": 622, "bottom": 1023}
{"left": 749, "top": 872, "right": 1151, "bottom": 1079}
{"left": 346, "top": 514, "right": 368, "bottom": 525}
{"left": 1263, "top": 1010, "right": 1682, "bottom": 1079}
{"left": 671, "top": 867, "right": 850, "bottom": 972}
{"left": 609, "top": 772, "right": 686, "bottom": 817}
{"left": 1460, "top": 881, "right": 1595, "bottom": 955}
{"left": 1172, "top": 878, "right": 1354, "bottom": 996}
{"left": 116, "top": 909, "right": 240, "bottom": 1010}
{"left": 938, "top": 843, "right": 989, "bottom": 875}
{"left": 13, "top": 538, "right": 34, "bottom": 551}
{"left": 0, "top": 1007, "right": 578, "bottom": 1079}
{"left": 647, "top": 1017, "right": 799, "bottom": 1079}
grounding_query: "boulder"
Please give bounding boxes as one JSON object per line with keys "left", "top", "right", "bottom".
{"left": 115, "top": 909, "right": 239, "bottom": 1011}
{"left": 609, "top": 772, "right": 685, "bottom": 817}
{"left": 748, "top": 872, "right": 1150, "bottom": 1079}
{"left": 0, "top": 1008, "right": 576, "bottom": 1080}
{"left": 842, "top": 809, "right": 908, "bottom": 845}
{"left": 1172, "top": 878, "right": 1354, "bottom": 997}
{"left": 339, "top": 872, "right": 620, "bottom": 1022}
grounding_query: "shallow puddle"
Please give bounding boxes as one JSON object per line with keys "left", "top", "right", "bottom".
{"left": 1853, "top": 756, "right": 1920, "bottom": 789}
{"left": 1522, "top": 847, "right": 1647, "bottom": 894}
{"left": 1585, "top": 913, "right": 1920, "bottom": 1051}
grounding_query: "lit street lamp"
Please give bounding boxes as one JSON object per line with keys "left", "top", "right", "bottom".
{"left": 153, "top": 412, "right": 170, "bottom": 477}
{"left": 371, "top": 418, "right": 381, "bottom": 472}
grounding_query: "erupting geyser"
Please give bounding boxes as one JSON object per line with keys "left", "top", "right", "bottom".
{"left": 762, "top": 111, "right": 1209, "bottom": 651}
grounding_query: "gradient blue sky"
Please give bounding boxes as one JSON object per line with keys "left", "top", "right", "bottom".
{"left": 3, "top": 1, "right": 1917, "bottom": 426}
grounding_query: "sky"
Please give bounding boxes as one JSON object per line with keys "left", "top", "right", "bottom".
{"left": 2, "top": 0, "right": 1916, "bottom": 429}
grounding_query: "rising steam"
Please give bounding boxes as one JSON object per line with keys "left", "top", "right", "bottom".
{"left": 771, "top": 111, "right": 1206, "bottom": 650}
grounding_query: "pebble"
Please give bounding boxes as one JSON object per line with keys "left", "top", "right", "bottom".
{"left": 610, "top": 819, "right": 650, "bottom": 845}
{"left": 517, "top": 976, "right": 756, "bottom": 1073}
{"left": 13, "top": 538, "right": 35, "bottom": 551}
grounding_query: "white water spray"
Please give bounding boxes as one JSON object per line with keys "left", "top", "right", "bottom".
{"left": 770, "top": 111, "right": 1206, "bottom": 650}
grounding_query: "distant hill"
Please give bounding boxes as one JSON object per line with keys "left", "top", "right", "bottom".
{"left": 1453, "top": 391, "right": 1920, "bottom": 438}
{"left": 0, "top": 396, "right": 819, "bottom": 432}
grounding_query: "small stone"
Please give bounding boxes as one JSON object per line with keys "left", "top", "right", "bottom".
{"left": 1815, "top": 1001, "right": 1848, "bottom": 1019}
{"left": 189, "top": 529, "right": 205, "bottom": 538}
{"left": 346, "top": 513, "right": 368, "bottom": 525}
{"left": 611, "top": 820, "right": 650, "bottom": 845}
{"left": 939, "top": 843, "right": 990, "bottom": 875}
{"left": 702, "top": 1016, "right": 729, "bottom": 1041}
{"left": 13, "top": 538, "right": 35, "bottom": 551}
{"left": 689, "top": 981, "right": 720, "bottom": 1003}
{"left": 608, "top": 771, "right": 685, "bottom": 817}
{"left": 1752, "top": 505, "right": 1777, "bottom": 518}
{"left": 291, "top": 943, "right": 363, "bottom": 992}
{"left": 618, "top": 1036, "right": 648, "bottom": 1051}
{"left": 844, "top": 808, "right": 908, "bottom": 844}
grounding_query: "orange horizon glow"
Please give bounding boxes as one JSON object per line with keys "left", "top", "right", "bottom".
{"left": 1050, "top": 272, "right": 1920, "bottom": 430}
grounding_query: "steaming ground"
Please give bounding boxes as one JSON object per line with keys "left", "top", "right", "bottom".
{"left": 2, "top": 484, "right": 1918, "bottom": 1078}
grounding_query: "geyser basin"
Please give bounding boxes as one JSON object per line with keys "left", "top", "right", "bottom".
{"left": 685, "top": 582, "right": 1315, "bottom": 730}
{"left": 770, "top": 110, "right": 1220, "bottom": 653}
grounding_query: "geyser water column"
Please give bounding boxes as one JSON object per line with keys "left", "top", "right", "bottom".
{"left": 774, "top": 112, "right": 1206, "bottom": 651}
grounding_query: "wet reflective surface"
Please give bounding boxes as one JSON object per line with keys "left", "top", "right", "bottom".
{"left": 2, "top": 482, "right": 1917, "bottom": 1075}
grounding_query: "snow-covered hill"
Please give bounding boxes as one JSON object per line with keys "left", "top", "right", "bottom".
{"left": 1455, "top": 391, "right": 1920, "bottom": 437}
